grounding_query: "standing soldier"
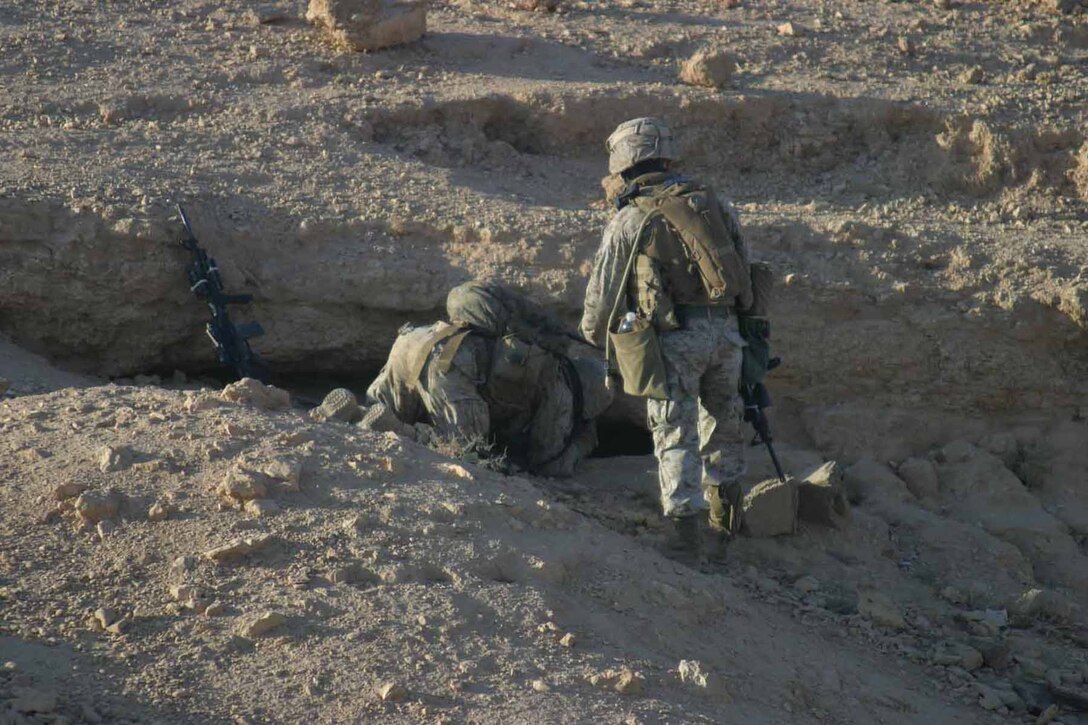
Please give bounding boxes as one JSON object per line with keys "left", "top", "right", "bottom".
{"left": 581, "top": 117, "right": 753, "bottom": 558}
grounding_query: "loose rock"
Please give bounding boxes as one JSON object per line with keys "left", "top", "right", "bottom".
{"left": 1011, "top": 588, "right": 1077, "bottom": 622}
{"left": 897, "top": 457, "right": 939, "bottom": 499}
{"left": 857, "top": 589, "right": 904, "bottom": 629}
{"left": 377, "top": 681, "right": 408, "bottom": 701}
{"left": 75, "top": 490, "right": 120, "bottom": 523}
{"left": 306, "top": 0, "right": 426, "bottom": 52}
{"left": 219, "top": 378, "right": 290, "bottom": 410}
{"left": 52, "top": 480, "right": 87, "bottom": 501}
{"left": 218, "top": 468, "right": 269, "bottom": 502}
{"left": 244, "top": 498, "right": 280, "bottom": 518}
{"left": 240, "top": 611, "right": 286, "bottom": 637}
{"left": 797, "top": 461, "right": 849, "bottom": 526}
{"left": 204, "top": 534, "right": 275, "bottom": 563}
{"left": 97, "top": 445, "right": 130, "bottom": 472}
{"left": 931, "top": 642, "right": 985, "bottom": 671}
{"left": 147, "top": 502, "right": 170, "bottom": 521}
{"left": 678, "top": 659, "right": 710, "bottom": 688}
{"left": 679, "top": 48, "right": 737, "bottom": 89}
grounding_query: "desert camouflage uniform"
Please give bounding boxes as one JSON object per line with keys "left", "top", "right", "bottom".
{"left": 367, "top": 318, "right": 600, "bottom": 477}
{"left": 581, "top": 189, "right": 749, "bottom": 518}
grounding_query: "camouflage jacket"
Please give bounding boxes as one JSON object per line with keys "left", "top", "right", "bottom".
{"left": 579, "top": 178, "right": 750, "bottom": 347}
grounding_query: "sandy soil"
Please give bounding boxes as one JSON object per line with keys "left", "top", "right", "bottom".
{"left": 3, "top": 0, "right": 1088, "bottom": 722}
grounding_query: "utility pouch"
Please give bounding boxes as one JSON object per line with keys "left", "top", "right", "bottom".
{"left": 488, "top": 334, "right": 548, "bottom": 406}
{"left": 634, "top": 255, "right": 680, "bottom": 332}
{"left": 607, "top": 317, "right": 668, "bottom": 400}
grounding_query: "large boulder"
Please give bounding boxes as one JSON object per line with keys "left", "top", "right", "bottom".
{"left": 306, "top": 0, "right": 426, "bottom": 52}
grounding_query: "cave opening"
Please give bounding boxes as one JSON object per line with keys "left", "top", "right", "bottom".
{"left": 158, "top": 362, "right": 655, "bottom": 458}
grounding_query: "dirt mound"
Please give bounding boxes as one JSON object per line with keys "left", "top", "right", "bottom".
{"left": 0, "top": 383, "right": 1022, "bottom": 724}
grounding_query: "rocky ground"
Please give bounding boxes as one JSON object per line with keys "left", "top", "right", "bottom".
{"left": 0, "top": 373, "right": 1086, "bottom": 724}
{"left": 2, "top": 0, "right": 1088, "bottom": 722}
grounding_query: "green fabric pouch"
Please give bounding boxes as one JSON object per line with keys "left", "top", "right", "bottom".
{"left": 608, "top": 318, "right": 669, "bottom": 400}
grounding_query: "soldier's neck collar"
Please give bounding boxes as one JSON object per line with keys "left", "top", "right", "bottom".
{"left": 614, "top": 172, "right": 685, "bottom": 209}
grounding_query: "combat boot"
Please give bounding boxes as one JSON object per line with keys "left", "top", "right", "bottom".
{"left": 708, "top": 483, "right": 743, "bottom": 538}
{"left": 665, "top": 514, "right": 703, "bottom": 565}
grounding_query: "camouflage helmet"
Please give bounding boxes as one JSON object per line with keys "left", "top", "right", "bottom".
{"left": 605, "top": 117, "right": 677, "bottom": 175}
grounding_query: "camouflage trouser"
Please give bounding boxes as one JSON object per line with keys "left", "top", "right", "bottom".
{"left": 422, "top": 338, "right": 582, "bottom": 476}
{"left": 419, "top": 337, "right": 490, "bottom": 443}
{"left": 646, "top": 311, "right": 747, "bottom": 518}
{"left": 491, "top": 365, "right": 580, "bottom": 475}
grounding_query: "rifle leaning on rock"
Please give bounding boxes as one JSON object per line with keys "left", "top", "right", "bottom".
{"left": 177, "top": 204, "right": 268, "bottom": 382}
{"left": 740, "top": 361, "right": 787, "bottom": 483}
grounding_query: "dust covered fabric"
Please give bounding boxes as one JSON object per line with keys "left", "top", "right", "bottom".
{"left": 582, "top": 174, "right": 750, "bottom": 516}
{"left": 648, "top": 314, "right": 747, "bottom": 517}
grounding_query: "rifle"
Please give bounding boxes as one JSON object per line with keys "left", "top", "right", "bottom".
{"left": 177, "top": 204, "right": 268, "bottom": 382}
{"left": 740, "top": 360, "right": 786, "bottom": 483}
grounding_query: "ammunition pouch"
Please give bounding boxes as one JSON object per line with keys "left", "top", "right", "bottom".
{"left": 607, "top": 317, "right": 668, "bottom": 400}
{"left": 633, "top": 254, "right": 680, "bottom": 332}
{"left": 486, "top": 334, "right": 551, "bottom": 412}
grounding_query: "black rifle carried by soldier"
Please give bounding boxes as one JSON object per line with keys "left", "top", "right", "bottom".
{"left": 741, "top": 376, "right": 786, "bottom": 483}
{"left": 177, "top": 204, "right": 268, "bottom": 382}
{"left": 735, "top": 261, "right": 786, "bottom": 481}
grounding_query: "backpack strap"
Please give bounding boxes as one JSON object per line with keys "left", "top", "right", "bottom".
{"left": 634, "top": 193, "right": 730, "bottom": 301}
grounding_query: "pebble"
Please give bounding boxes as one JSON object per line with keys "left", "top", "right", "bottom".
{"left": 244, "top": 498, "right": 280, "bottom": 518}
{"left": 218, "top": 468, "right": 268, "bottom": 502}
{"left": 793, "top": 575, "right": 820, "bottom": 594}
{"left": 377, "top": 682, "right": 407, "bottom": 702}
{"left": 857, "top": 589, "right": 904, "bottom": 629}
{"left": 678, "top": 660, "right": 710, "bottom": 688}
{"left": 931, "top": 642, "right": 984, "bottom": 671}
{"left": 148, "top": 503, "right": 170, "bottom": 521}
{"left": 240, "top": 611, "right": 286, "bottom": 637}
{"left": 1035, "top": 704, "right": 1060, "bottom": 724}
{"left": 75, "top": 490, "right": 120, "bottom": 523}
{"left": 559, "top": 633, "right": 576, "bottom": 648}
{"left": 204, "top": 601, "right": 227, "bottom": 617}
{"left": 52, "top": 480, "right": 87, "bottom": 501}
{"left": 204, "top": 534, "right": 274, "bottom": 563}
{"left": 97, "top": 444, "right": 131, "bottom": 472}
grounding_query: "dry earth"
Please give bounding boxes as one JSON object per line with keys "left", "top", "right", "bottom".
{"left": 2, "top": 0, "right": 1088, "bottom": 723}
